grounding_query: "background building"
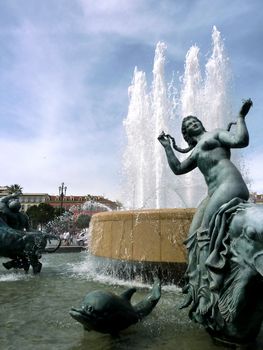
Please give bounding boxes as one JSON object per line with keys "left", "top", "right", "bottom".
{"left": 250, "top": 192, "right": 263, "bottom": 204}
{"left": 19, "top": 193, "right": 50, "bottom": 211}
{"left": 0, "top": 186, "right": 9, "bottom": 196}
{"left": 0, "top": 186, "right": 120, "bottom": 214}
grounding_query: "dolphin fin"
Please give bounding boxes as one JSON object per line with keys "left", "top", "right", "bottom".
{"left": 134, "top": 278, "right": 161, "bottom": 319}
{"left": 120, "top": 287, "right": 137, "bottom": 301}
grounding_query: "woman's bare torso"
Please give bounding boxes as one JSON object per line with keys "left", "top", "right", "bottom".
{"left": 190, "top": 130, "right": 248, "bottom": 196}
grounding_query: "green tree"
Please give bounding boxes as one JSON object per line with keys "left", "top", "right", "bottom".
{"left": 37, "top": 203, "right": 55, "bottom": 229}
{"left": 26, "top": 203, "right": 55, "bottom": 229}
{"left": 54, "top": 207, "right": 65, "bottom": 217}
{"left": 6, "top": 184, "right": 23, "bottom": 194}
{"left": 75, "top": 214, "right": 91, "bottom": 229}
{"left": 26, "top": 205, "right": 39, "bottom": 229}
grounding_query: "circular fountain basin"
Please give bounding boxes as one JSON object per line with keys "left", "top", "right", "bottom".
{"left": 89, "top": 208, "right": 195, "bottom": 284}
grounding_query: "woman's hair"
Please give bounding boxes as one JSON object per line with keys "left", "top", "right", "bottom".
{"left": 165, "top": 115, "right": 206, "bottom": 154}
{"left": 181, "top": 115, "right": 206, "bottom": 147}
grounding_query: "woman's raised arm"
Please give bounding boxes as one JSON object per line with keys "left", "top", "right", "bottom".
{"left": 158, "top": 132, "right": 197, "bottom": 175}
{"left": 218, "top": 99, "right": 252, "bottom": 148}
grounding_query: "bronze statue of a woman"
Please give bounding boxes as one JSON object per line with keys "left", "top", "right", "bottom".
{"left": 158, "top": 99, "right": 253, "bottom": 319}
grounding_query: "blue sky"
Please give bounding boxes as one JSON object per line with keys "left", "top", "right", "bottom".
{"left": 0, "top": 0, "right": 262, "bottom": 200}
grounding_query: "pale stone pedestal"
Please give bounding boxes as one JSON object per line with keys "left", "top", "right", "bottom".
{"left": 89, "top": 208, "right": 195, "bottom": 284}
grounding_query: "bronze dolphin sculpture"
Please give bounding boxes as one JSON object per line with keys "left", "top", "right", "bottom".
{"left": 70, "top": 278, "right": 161, "bottom": 335}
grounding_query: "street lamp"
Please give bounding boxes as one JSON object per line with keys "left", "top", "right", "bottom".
{"left": 58, "top": 182, "right": 67, "bottom": 214}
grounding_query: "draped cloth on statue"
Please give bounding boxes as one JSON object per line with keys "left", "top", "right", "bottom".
{"left": 206, "top": 197, "right": 247, "bottom": 291}
{"left": 184, "top": 197, "right": 247, "bottom": 323}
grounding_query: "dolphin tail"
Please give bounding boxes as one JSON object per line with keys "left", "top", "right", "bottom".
{"left": 120, "top": 287, "right": 137, "bottom": 301}
{"left": 133, "top": 278, "right": 161, "bottom": 320}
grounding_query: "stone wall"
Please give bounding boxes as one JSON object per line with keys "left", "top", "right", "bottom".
{"left": 89, "top": 208, "right": 195, "bottom": 263}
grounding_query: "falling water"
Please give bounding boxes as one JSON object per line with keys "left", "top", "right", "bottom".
{"left": 122, "top": 27, "right": 234, "bottom": 209}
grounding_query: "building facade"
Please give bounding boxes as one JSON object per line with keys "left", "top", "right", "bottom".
{"left": 19, "top": 193, "right": 50, "bottom": 212}
{"left": 0, "top": 186, "right": 120, "bottom": 214}
{"left": 250, "top": 192, "right": 263, "bottom": 204}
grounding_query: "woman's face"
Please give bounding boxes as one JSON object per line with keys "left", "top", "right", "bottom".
{"left": 184, "top": 117, "right": 203, "bottom": 136}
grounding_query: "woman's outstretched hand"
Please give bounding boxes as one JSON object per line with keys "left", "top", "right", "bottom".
{"left": 158, "top": 131, "right": 171, "bottom": 148}
{"left": 240, "top": 98, "right": 253, "bottom": 117}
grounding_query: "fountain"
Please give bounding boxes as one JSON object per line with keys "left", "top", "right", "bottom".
{"left": 89, "top": 27, "right": 236, "bottom": 283}
{"left": 121, "top": 26, "right": 233, "bottom": 210}
{"left": 2, "top": 28, "right": 263, "bottom": 349}
{"left": 86, "top": 24, "right": 263, "bottom": 342}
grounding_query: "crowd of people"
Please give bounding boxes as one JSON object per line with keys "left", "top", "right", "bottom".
{"left": 60, "top": 229, "right": 89, "bottom": 246}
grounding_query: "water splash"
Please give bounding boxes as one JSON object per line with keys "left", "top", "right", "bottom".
{"left": 82, "top": 200, "right": 112, "bottom": 212}
{"left": 122, "top": 27, "right": 235, "bottom": 209}
{"left": 70, "top": 251, "right": 181, "bottom": 292}
{"left": 0, "top": 271, "right": 33, "bottom": 282}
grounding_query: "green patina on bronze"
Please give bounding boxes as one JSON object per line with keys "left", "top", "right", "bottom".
{"left": 0, "top": 192, "right": 61, "bottom": 273}
{"left": 70, "top": 278, "right": 161, "bottom": 335}
{"left": 159, "top": 99, "right": 263, "bottom": 344}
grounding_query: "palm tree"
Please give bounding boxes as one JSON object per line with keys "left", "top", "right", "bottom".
{"left": 6, "top": 184, "right": 23, "bottom": 194}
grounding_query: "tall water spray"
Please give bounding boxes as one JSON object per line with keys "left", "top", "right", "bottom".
{"left": 122, "top": 27, "right": 234, "bottom": 209}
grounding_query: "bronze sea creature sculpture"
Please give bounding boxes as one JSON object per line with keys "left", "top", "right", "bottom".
{"left": 70, "top": 278, "right": 161, "bottom": 335}
{"left": 0, "top": 192, "right": 60, "bottom": 273}
{"left": 0, "top": 218, "right": 61, "bottom": 273}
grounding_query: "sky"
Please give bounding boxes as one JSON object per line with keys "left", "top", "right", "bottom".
{"left": 0, "top": 0, "right": 263, "bottom": 201}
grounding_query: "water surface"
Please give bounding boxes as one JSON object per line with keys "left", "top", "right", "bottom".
{"left": 0, "top": 252, "right": 262, "bottom": 350}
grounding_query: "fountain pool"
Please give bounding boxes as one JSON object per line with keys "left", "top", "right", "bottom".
{"left": 1, "top": 252, "right": 263, "bottom": 350}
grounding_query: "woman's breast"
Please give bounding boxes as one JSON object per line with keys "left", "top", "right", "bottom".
{"left": 201, "top": 138, "right": 221, "bottom": 150}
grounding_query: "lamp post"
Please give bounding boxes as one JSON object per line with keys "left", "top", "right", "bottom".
{"left": 58, "top": 182, "right": 67, "bottom": 215}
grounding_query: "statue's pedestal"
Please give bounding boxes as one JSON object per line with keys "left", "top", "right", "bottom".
{"left": 89, "top": 208, "right": 195, "bottom": 283}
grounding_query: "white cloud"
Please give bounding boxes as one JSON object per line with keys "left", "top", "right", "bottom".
{"left": 0, "top": 0, "right": 262, "bottom": 201}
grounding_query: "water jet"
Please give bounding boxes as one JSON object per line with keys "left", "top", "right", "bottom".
{"left": 90, "top": 27, "right": 235, "bottom": 284}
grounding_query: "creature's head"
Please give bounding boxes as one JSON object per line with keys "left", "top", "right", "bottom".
{"left": 8, "top": 199, "right": 21, "bottom": 212}
{"left": 70, "top": 291, "right": 118, "bottom": 331}
{"left": 229, "top": 204, "right": 263, "bottom": 276}
{"left": 214, "top": 204, "right": 263, "bottom": 341}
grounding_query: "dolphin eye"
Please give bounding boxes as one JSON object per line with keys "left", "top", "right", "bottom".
{"left": 87, "top": 306, "right": 94, "bottom": 312}
{"left": 84, "top": 305, "right": 94, "bottom": 313}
